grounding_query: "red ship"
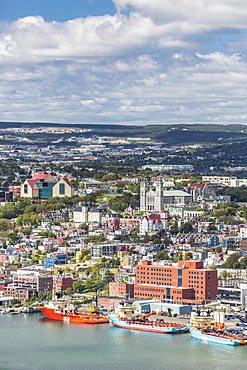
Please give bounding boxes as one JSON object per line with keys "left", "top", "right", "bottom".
{"left": 39, "top": 303, "right": 109, "bottom": 324}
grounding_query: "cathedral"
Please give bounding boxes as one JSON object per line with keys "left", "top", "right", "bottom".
{"left": 140, "top": 179, "right": 192, "bottom": 212}
{"left": 140, "top": 179, "right": 164, "bottom": 212}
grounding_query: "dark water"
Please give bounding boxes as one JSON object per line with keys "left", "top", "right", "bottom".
{"left": 1, "top": 313, "right": 247, "bottom": 370}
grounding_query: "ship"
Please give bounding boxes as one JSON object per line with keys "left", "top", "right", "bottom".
{"left": 39, "top": 302, "right": 109, "bottom": 324}
{"left": 190, "top": 327, "right": 246, "bottom": 346}
{"left": 189, "top": 311, "right": 247, "bottom": 346}
{"left": 109, "top": 302, "right": 189, "bottom": 334}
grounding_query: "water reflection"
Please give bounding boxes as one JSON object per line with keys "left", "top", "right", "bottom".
{"left": 2, "top": 314, "right": 247, "bottom": 370}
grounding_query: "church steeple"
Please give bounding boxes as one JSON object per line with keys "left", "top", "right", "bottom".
{"left": 140, "top": 179, "right": 148, "bottom": 211}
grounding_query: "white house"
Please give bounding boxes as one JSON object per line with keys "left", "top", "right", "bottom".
{"left": 139, "top": 211, "right": 168, "bottom": 235}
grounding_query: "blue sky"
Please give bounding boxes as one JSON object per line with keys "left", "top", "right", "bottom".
{"left": 1, "top": 0, "right": 247, "bottom": 125}
{"left": 0, "top": 0, "right": 116, "bottom": 22}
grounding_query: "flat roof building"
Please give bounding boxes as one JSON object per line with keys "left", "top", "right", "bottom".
{"left": 134, "top": 260, "right": 218, "bottom": 305}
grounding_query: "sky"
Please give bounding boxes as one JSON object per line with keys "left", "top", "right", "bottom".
{"left": 1, "top": 0, "right": 247, "bottom": 125}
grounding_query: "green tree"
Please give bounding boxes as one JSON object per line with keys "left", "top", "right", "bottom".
{"left": 169, "top": 221, "right": 179, "bottom": 235}
{"left": 155, "top": 249, "right": 169, "bottom": 260}
{"left": 0, "top": 218, "right": 12, "bottom": 231}
{"left": 84, "top": 236, "right": 106, "bottom": 244}
{"left": 73, "top": 280, "right": 86, "bottom": 292}
{"left": 221, "top": 253, "right": 241, "bottom": 268}
{"left": 180, "top": 222, "right": 193, "bottom": 233}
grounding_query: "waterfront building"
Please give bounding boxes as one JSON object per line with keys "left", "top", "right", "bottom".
{"left": 11, "top": 269, "right": 53, "bottom": 294}
{"left": 3, "top": 286, "right": 37, "bottom": 302}
{"left": 218, "top": 283, "right": 247, "bottom": 309}
{"left": 109, "top": 282, "right": 134, "bottom": 298}
{"left": 52, "top": 274, "right": 74, "bottom": 295}
{"left": 133, "top": 300, "right": 192, "bottom": 316}
{"left": 134, "top": 260, "right": 218, "bottom": 305}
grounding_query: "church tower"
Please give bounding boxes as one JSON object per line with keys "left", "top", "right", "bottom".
{"left": 154, "top": 179, "right": 163, "bottom": 212}
{"left": 140, "top": 180, "right": 148, "bottom": 211}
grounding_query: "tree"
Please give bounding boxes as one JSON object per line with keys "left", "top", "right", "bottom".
{"left": 102, "top": 173, "right": 118, "bottom": 181}
{"left": 221, "top": 253, "right": 241, "bottom": 268}
{"left": 73, "top": 280, "right": 86, "bottom": 292}
{"left": 208, "top": 224, "right": 217, "bottom": 231}
{"left": 0, "top": 219, "right": 12, "bottom": 232}
{"left": 65, "top": 287, "right": 73, "bottom": 296}
{"left": 169, "top": 221, "right": 179, "bottom": 235}
{"left": 180, "top": 222, "right": 193, "bottom": 233}
{"left": 22, "top": 227, "right": 32, "bottom": 235}
{"left": 155, "top": 249, "right": 169, "bottom": 260}
{"left": 103, "top": 270, "right": 114, "bottom": 283}
{"left": 84, "top": 236, "right": 106, "bottom": 244}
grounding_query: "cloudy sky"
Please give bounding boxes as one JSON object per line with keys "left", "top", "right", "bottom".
{"left": 1, "top": 0, "right": 247, "bottom": 125}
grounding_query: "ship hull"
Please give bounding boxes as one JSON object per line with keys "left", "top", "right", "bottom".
{"left": 190, "top": 328, "right": 241, "bottom": 346}
{"left": 39, "top": 306, "right": 109, "bottom": 324}
{"left": 109, "top": 314, "right": 189, "bottom": 334}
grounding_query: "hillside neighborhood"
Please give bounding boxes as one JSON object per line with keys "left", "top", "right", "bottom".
{"left": 1, "top": 157, "right": 247, "bottom": 312}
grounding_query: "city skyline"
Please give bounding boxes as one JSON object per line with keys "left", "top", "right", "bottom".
{"left": 1, "top": 1, "right": 247, "bottom": 125}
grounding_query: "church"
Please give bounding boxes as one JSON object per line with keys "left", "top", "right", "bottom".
{"left": 140, "top": 179, "right": 192, "bottom": 212}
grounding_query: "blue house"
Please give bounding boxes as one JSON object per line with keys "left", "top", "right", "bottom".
{"left": 44, "top": 252, "right": 68, "bottom": 267}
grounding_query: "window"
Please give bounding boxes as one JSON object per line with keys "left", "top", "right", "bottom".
{"left": 24, "top": 184, "right": 28, "bottom": 194}
{"left": 59, "top": 183, "right": 65, "bottom": 195}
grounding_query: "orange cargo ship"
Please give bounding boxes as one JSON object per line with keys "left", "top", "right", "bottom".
{"left": 39, "top": 303, "right": 109, "bottom": 324}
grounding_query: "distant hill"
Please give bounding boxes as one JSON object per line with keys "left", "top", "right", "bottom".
{"left": 1, "top": 122, "right": 247, "bottom": 145}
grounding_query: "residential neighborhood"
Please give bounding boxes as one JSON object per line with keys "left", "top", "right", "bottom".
{"left": 1, "top": 159, "right": 247, "bottom": 312}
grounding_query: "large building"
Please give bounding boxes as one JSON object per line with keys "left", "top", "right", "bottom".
{"left": 202, "top": 176, "right": 236, "bottom": 186}
{"left": 20, "top": 173, "right": 74, "bottom": 199}
{"left": 141, "top": 164, "right": 194, "bottom": 172}
{"left": 91, "top": 244, "right": 118, "bottom": 258}
{"left": 12, "top": 269, "right": 53, "bottom": 294}
{"left": 73, "top": 204, "right": 104, "bottom": 225}
{"left": 140, "top": 179, "right": 192, "bottom": 212}
{"left": 218, "top": 283, "right": 247, "bottom": 309}
{"left": 134, "top": 260, "right": 218, "bottom": 305}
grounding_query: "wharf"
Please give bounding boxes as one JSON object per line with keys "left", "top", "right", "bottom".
{"left": 148, "top": 314, "right": 243, "bottom": 329}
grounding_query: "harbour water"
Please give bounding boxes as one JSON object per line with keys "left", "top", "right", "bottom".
{"left": 1, "top": 313, "right": 247, "bottom": 370}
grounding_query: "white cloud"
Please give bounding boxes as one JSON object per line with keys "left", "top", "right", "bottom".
{"left": 0, "top": 1, "right": 247, "bottom": 124}
{"left": 1, "top": 1, "right": 247, "bottom": 65}
{"left": 113, "top": 0, "right": 247, "bottom": 29}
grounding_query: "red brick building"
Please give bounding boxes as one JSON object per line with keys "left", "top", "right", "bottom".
{"left": 52, "top": 275, "right": 74, "bottom": 295}
{"left": 134, "top": 260, "right": 218, "bottom": 305}
{"left": 109, "top": 282, "right": 134, "bottom": 299}
{"left": 3, "top": 285, "right": 37, "bottom": 302}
